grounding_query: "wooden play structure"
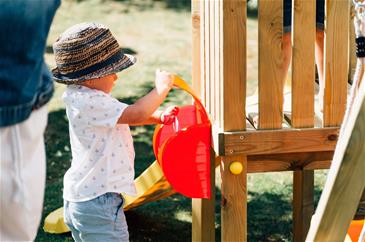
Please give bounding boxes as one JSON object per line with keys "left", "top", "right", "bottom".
{"left": 191, "top": 0, "right": 365, "bottom": 241}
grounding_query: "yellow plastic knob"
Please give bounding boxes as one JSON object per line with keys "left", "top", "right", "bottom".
{"left": 229, "top": 161, "right": 243, "bottom": 175}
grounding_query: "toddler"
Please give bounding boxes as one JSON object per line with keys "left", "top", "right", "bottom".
{"left": 52, "top": 22, "right": 178, "bottom": 242}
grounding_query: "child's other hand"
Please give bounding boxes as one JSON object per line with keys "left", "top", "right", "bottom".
{"left": 155, "top": 69, "right": 174, "bottom": 94}
{"left": 160, "top": 106, "right": 179, "bottom": 125}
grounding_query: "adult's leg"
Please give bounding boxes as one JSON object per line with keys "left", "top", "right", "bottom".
{"left": 315, "top": 30, "right": 325, "bottom": 102}
{"left": 282, "top": 32, "right": 292, "bottom": 86}
{"left": 0, "top": 105, "right": 48, "bottom": 241}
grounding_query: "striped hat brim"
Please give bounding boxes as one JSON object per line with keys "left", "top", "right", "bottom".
{"left": 52, "top": 52, "right": 136, "bottom": 84}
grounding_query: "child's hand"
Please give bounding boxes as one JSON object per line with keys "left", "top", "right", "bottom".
{"left": 155, "top": 69, "right": 174, "bottom": 94}
{"left": 160, "top": 106, "right": 179, "bottom": 125}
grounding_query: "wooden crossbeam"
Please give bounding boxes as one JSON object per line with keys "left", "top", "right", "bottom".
{"left": 306, "top": 79, "right": 365, "bottom": 241}
{"left": 219, "top": 127, "right": 339, "bottom": 156}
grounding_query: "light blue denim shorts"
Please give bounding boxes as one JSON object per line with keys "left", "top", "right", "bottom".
{"left": 64, "top": 192, "right": 129, "bottom": 242}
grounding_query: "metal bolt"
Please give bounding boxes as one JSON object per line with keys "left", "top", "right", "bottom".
{"left": 240, "top": 135, "right": 244, "bottom": 140}
{"left": 229, "top": 149, "right": 234, "bottom": 154}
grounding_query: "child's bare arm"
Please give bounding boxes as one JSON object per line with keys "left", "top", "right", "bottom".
{"left": 117, "top": 70, "right": 173, "bottom": 125}
{"left": 129, "top": 106, "right": 179, "bottom": 126}
{"left": 128, "top": 110, "right": 162, "bottom": 126}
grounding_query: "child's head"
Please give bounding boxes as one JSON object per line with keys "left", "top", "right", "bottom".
{"left": 51, "top": 22, "right": 136, "bottom": 88}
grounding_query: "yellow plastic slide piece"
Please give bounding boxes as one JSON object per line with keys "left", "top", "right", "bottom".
{"left": 43, "top": 207, "right": 69, "bottom": 234}
{"left": 44, "top": 161, "right": 175, "bottom": 234}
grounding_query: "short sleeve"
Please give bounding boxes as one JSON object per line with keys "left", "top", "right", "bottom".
{"left": 84, "top": 94, "right": 128, "bottom": 128}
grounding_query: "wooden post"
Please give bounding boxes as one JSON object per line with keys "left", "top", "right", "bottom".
{"left": 293, "top": 170, "right": 314, "bottom": 242}
{"left": 221, "top": 155, "right": 247, "bottom": 241}
{"left": 221, "top": 0, "right": 247, "bottom": 241}
{"left": 306, "top": 77, "right": 365, "bottom": 242}
{"left": 192, "top": 0, "right": 201, "bottom": 98}
{"left": 192, "top": 1, "right": 216, "bottom": 241}
{"left": 291, "top": 1, "right": 316, "bottom": 241}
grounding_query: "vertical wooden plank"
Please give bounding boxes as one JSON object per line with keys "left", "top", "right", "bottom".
{"left": 210, "top": 0, "right": 216, "bottom": 123}
{"left": 221, "top": 1, "right": 247, "bottom": 241}
{"left": 291, "top": 1, "right": 315, "bottom": 241}
{"left": 192, "top": 2, "right": 215, "bottom": 242}
{"left": 292, "top": 0, "right": 315, "bottom": 128}
{"left": 293, "top": 170, "right": 314, "bottom": 242}
{"left": 200, "top": 0, "right": 207, "bottom": 106}
{"left": 258, "top": 0, "right": 284, "bottom": 129}
{"left": 221, "top": 155, "right": 247, "bottom": 241}
{"left": 222, "top": 0, "right": 246, "bottom": 132}
{"left": 306, "top": 81, "right": 365, "bottom": 242}
{"left": 205, "top": 0, "right": 211, "bottom": 113}
{"left": 192, "top": 148, "right": 216, "bottom": 242}
{"left": 218, "top": 0, "right": 224, "bottom": 129}
{"left": 192, "top": 0, "right": 201, "bottom": 97}
{"left": 215, "top": 0, "right": 221, "bottom": 128}
{"left": 323, "top": 0, "right": 350, "bottom": 127}
{"left": 349, "top": 5, "right": 356, "bottom": 84}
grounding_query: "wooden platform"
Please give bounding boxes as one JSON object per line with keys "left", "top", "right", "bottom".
{"left": 211, "top": 89, "right": 351, "bottom": 173}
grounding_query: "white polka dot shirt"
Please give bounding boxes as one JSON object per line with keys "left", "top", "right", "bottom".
{"left": 62, "top": 85, "right": 137, "bottom": 202}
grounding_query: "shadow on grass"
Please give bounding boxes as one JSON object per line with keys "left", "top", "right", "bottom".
{"left": 247, "top": 191, "right": 292, "bottom": 242}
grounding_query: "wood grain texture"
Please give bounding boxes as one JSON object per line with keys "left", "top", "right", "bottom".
{"left": 292, "top": 0, "right": 315, "bottom": 128}
{"left": 293, "top": 170, "right": 314, "bottom": 242}
{"left": 323, "top": 0, "right": 350, "bottom": 127}
{"left": 223, "top": 127, "right": 339, "bottom": 156}
{"left": 222, "top": 0, "right": 246, "bottom": 131}
{"left": 200, "top": 0, "right": 206, "bottom": 105}
{"left": 221, "top": 155, "right": 247, "bottom": 241}
{"left": 306, "top": 80, "right": 365, "bottom": 241}
{"left": 247, "top": 151, "right": 333, "bottom": 173}
{"left": 258, "top": 0, "right": 284, "bottom": 129}
{"left": 209, "top": 0, "right": 216, "bottom": 122}
{"left": 192, "top": 0, "right": 201, "bottom": 98}
{"left": 204, "top": 0, "right": 211, "bottom": 113}
{"left": 291, "top": 2, "right": 316, "bottom": 239}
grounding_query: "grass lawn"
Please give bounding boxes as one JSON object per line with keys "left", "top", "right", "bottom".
{"left": 36, "top": 0, "right": 327, "bottom": 241}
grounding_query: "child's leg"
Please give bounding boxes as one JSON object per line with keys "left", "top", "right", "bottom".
{"left": 64, "top": 200, "right": 82, "bottom": 242}
{"left": 66, "top": 193, "right": 128, "bottom": 242}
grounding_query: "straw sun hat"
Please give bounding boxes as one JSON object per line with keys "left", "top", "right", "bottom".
{"left": 52, "top": 22, "right": 136, "bottom": 84}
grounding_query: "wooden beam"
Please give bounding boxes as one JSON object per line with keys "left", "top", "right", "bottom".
{"left": 221, "top": 155, "right": 247, "bottom": 241}
{"left": 192, "top": 2, "right": 215, "bottom": 242}
{"left": 293, "top": 170, "right": 314, "bottom": 242}
{"left": 323, "top": 0, "right": 350, "bottom": 126}
{"left": 246, "top": 151, "right": 333, "bottom": 173}
{"left": 222, "top": 127, "right": 339, "bottom": 156}
{"left": 191, "top": 0, "right": 201, "bottom": 97}
{"left": 222, "top": 0, "right": 246, "bottom": 132}
{"left": 306, "top": 79, "right": 365, "bottom": 241}
{"left": 258, "top": 0, "right": 284, "bottom": 129}
{"left": 291, "top": 1, "right": 316, "bottom": 240}
{"left": 291, "top": 0, "right": 315, "bottom": 128}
